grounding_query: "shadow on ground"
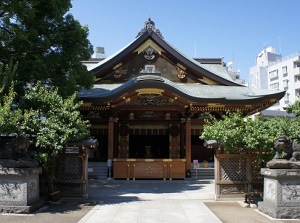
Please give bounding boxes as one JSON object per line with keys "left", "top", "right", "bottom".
{"left": 86, "top": 179, "right": 214, "bottom": 206}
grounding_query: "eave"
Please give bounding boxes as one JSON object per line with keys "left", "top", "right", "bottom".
{"left": 78, "top": 75, "right": 285, "bottom": 115}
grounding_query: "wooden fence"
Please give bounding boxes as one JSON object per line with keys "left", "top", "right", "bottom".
{"left": 50, "top": 139, "right": 98, "bottom": 198}
{"left": 215, "top": 154, "right": 263, "bottom": 199}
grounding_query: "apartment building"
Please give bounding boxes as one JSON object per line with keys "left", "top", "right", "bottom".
{"left": 249, "top": 47, "right": 300, "bottom": 111}
{"left": 249, "top": 47, "right": 281, "bottom": 90}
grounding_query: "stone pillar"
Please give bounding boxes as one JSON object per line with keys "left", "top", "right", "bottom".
{"left": 185, "top": 118, "right": 191, "bottom": 170}
{"left": 258, "top": 168, "right": 300, "bottom": 219}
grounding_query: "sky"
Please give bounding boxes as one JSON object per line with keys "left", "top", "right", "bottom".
{"left": 69, "top": 0, "right": 300, "bottom": 83}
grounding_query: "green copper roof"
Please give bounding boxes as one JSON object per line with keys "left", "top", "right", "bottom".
{"left": 79, "top": 75, "right": 284, "bottom": 103}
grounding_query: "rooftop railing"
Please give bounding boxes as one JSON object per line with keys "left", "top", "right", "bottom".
{"left": 268, "top": 52, "right": 300, "bottom": 67}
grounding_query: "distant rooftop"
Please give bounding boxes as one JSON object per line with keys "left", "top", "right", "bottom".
{"left": 193, "top": 58, "right": 225, "bottom": 65}
{"left": 268, "top": 52, "right": 300, "bottom": 66}
{"left": 260, "top": 109, "right": 295, "bottom": 117}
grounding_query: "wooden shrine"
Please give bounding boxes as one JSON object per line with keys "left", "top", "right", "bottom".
{"left": 78, "top": 18, "right": 285, "bottom": 180}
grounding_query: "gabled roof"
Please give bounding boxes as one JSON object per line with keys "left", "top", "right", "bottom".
{"left": 88, "top": 22, "right": 239, "bottom": 86}
{"left": 79, "top": 19, "right": 285, "bottom": 114}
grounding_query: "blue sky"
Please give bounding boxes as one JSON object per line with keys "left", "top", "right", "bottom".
{"left": 69, "top": 0, "right": 299, "bottom": 83}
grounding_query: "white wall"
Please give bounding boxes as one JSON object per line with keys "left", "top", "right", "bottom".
{"left": 267, "top": 54, "right": 300, "bottom": 110}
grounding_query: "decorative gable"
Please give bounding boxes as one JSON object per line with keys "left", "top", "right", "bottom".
{"left": 95, "top": 38, "right": 205, "bottom": 84}
{"left": 90, "top": 18, "right": 239, "bottom": 86}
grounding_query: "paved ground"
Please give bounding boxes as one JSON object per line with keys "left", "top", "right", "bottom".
{"left": 79, "top": 179, "right": 220, "bottom": 223}
{"left": 1, "top": 179, "right": 300, "bottom": 223}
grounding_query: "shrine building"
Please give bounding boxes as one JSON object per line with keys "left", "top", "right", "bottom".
{"left": 78, "top": 18, "right": 285, "bottom": 180}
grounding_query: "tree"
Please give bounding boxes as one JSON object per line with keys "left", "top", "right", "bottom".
{"left": 243, "top": 116, "right": 284, "bottom": 166}
{"left": 0, "top": 78, "right": 90, "bottom": 172}
{"left": 0, "top": 61, "right": 22, "bottom": 133}
{"left": 287, "top": 100, "right": 300, "bottom": 117}
{"left": 201, "top": 112, "right": 246, "bottom": 153}
{"left": 0, "top": 86, "right": 22, "bottom": 133}
{"left": 18, "top": 83, "right": 91, "bottom": 197}
{"left": 0, "top": 60, "right": 17, "bottom": 98}
{"left": 200, "top": 112, "right": 300, "bottom": 166}
{"left": 0, "top": 0, "right": 94, "bottom": 98}
{"left": 20, "top": 82, "right": 90, "bottom": 170}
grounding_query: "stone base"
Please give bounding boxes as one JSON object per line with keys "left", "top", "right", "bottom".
{"left": 0, "top": 167, "right": 42, "bottom": 210}
{"left": 267, "top": 159, "right": 300, "bottom": 169}
{"left": 0, "top": 200, "right": 45, "bottom": 214}
{"left": 258, "top": 168, "right": 300, "bottom": 219}
{"left": 258, "top": 201, "right": 300, "bottom": 219}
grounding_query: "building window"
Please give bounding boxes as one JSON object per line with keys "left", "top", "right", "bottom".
{"left": 295, "top": 90, "right": 300, "bottom": 100}
{"left": 283, "top": 79, "right": 289, "bottom": 90}
{"left": 284, "top": 93, "right": 290, "bottom": 104}
{"left": 269, "top": 69, "right": 278, "bottom": 80}
{"left": 282, "top": 66, "right": 288, "bottom": 77}
{"left": 270, "top": 82, "right": 279, "bottom": 90}
{"left": 294, "top": 62, "right": 300, "bottom": 68}
{"left": 282, "top": 66, "right": 287, "bottom": 74}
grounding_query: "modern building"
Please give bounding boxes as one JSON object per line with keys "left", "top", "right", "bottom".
{"left": 78, "top": 18, "right": 284, "bottom": 180}
{"left": 249, "top": 47, "right": 300, "bottom": 111}
{"left": 249, "top": 47, "right": 282, "bottom": 90}
{"left": 268, "top": 52, "right": 300, "bottom": 110}
{"left": 82, "top": 47, "right": 106, "bottom": 70}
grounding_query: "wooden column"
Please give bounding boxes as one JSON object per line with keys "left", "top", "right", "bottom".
{"left": 113, "top": 121, "right": 119, "bottom": 157}
{"left": 108, "top": 117, "right": 114, "bottom": 159}
{"left": 180, "top": 120, "right": 185, "bottom": 158}
{"left": 185, "top": 118, "right": 191, "bottom": 170}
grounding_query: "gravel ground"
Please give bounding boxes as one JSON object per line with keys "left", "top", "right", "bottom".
{"left": 0, "top": 199, "right": 96, "bottom": 223}
{"left": 205, "top": 201, "right": 300, "bottom": 223}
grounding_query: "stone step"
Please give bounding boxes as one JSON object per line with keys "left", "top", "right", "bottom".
{"left": 88, "top": 162, "right": 108, "bottom": 179}
{"left": 190, "top": 168, "right": 215, "bottom": 179}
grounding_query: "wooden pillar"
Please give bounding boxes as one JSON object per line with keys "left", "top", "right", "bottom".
{"left": 185, "top": 118, "right": 191, "bottom": 170}
{"left": 113, "top": 121, "right": 119, "bottom": 157}
{"left": 108, "top": 117, "right": 114, "bottom": 159}
{"left": 180, "top": 120, "right": 185, "bottom": 158}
